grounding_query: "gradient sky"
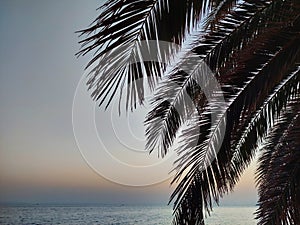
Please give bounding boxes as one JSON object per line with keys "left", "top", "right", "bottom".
{"left": 0, "top": 0, "right": 257, "bottom": 205}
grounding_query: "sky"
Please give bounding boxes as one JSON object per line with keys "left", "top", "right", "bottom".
{"left": 0, "top": 0, "right": 257, "bottom": 206}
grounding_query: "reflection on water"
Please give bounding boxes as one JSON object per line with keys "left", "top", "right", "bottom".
{"left": 0, "top": 204, "right": 256, "bottom": 225}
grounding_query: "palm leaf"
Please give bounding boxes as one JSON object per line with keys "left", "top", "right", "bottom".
{"left": 169, "top": 4, "right": 300, "bottom": 224}
{"left": 229, "top": 66, "right": 300, "bottom": 182}
{"left": 145, "top": 60, "right": 214, "bottom": 156}
{"left": 204, "top": 0, "right": 238, "bottom": 30}
{"left": 145, "top": 0, "right": 293, "bottom": 156}
{"left": 77, "top": 0, "right": 211, "bottom": 110}
{"left": 173, "top": 0, "right": 300, "bottom": 184}
{"left": 77, "top": 0, "right": 300, "bottom": 224}
{"left": 255, "top": 94, "right": 300, "bottom": 225}
{"left": 171, "top": 64, "right": 300, "bottom": 224}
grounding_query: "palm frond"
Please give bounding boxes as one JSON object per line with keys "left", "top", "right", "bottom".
{"left": 173, "top": 177, "right": 205, "bottom": 225}
{"left": 78, "top": 0, "right": 300, "bottom": 224}
{"left": 204, "top": 0, "right": 238, "bottom": 30}
{"left": 171, "top": 64, "right": 300, "bottom": 225}
{"left": 175, "top": 3, "right": 300, "bottom": 178}
{"left": 255, "top": 94, "right": 300, "bottom": 225}
{"left": 229, "top": 66, "right": 300, "bottom": 182}
{"left": 77, "top": 0, "right": 211, "bottom": 110}
{"left": 194, "top": 0, "right": 298, "bottom": 73}
{"left": 169, "top": 6, "right": 300, "bottom": 224}
{"left": 145, "top": 59, "right": 213, "bottom": 156}
{"left": 145, "top": 0, "right": 295, "bottom": 156}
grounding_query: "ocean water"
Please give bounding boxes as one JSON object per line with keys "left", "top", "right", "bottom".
{"left": 0, "top": 204, "right": 257, "bottom": 225}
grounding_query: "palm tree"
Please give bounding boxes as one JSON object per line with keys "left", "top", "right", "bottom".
{"left": 77, "top": 0, "right": 300, "bottom": 224}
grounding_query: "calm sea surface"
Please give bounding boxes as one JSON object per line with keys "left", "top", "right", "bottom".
{"left": 0, "top": 204, "right": 257, "bottom": 225}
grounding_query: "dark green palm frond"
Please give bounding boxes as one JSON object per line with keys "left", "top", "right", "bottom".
{"left": 77, "top": 0, "right": 211, "bottom": 110}
{"left": 144, "top": 0, "right": 293, "bottom": 156}
{"left": 255, "top": 94, "right": 300, "bottom": 225}
{"left": 169, "top": 8, "right": 300, "bottom": 225}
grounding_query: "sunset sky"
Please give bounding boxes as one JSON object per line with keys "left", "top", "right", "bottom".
{"left": 0, "top": 0, "right": 257, "bottom": 206}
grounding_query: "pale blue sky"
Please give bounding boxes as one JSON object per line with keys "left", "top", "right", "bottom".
{"left": 0, "top": 0, "right": 257, "bottom": 205}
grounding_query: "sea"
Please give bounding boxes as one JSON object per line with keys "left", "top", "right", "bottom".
{"left": 0, "top": 204, "right": 257, "bottom": 225}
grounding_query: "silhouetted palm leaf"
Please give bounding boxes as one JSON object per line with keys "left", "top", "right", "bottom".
{"left": 168, "top": 1, "right": 300, "bottom": 224}
{"left": 255, "top": 94, "right": 300, "bottom": 225}
{"left": 77, "top": 0, "right": 212, "bottom": 110}
{"left": 145, "top": 0, "right": 294, "bottom": 156}
{"left": 204, "top": 0, "right": 238, "bottom": 30}
{"left": 171, "top": 65, "right": 300, "bottom": 224}
{"left": 79, "top": 0, "right": 300, "bottom": 224}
